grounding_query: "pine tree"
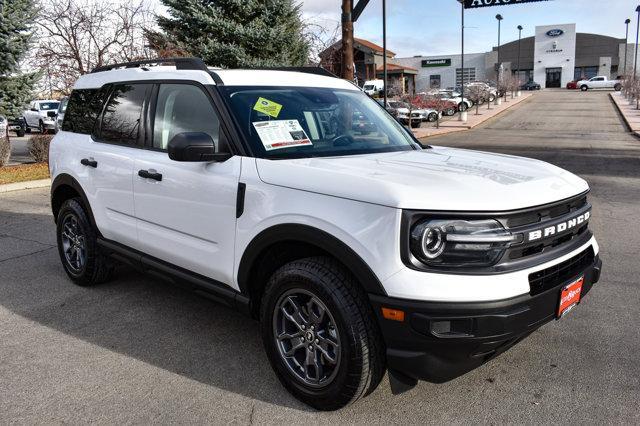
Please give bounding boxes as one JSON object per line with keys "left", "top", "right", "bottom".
{"left": 0, "top": 0, "right": 39, "bottom": 119}
{"left": 149, "top": 0, "right": 310, "bottom": 68}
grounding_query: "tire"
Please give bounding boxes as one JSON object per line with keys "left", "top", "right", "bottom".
{"left": 458, "top": 102, "right": 468, "bottom": 112}
{"left": 488, "top": 93, "right": 496, "bottom": 103}
{"left": 260, "top": 256, "right": 385, "bottom": 411}
{"left": 580, "top": 85, "right": 588, "bottom": 91}
{"left": 427, "top": 112, "right": 438, "bottom": 122}
{"left": 56, "top": 198, "right": 113, "bottom": 286}
{"left": 614, "top": 83, "right": 622, "bottom": 92}
{"left": 16, "top": 128, "right": 25, "bottom": 137}
{"left": 39, "top": 121, "right": 46, "bottom": 134}
{"left": 444, "top": 108, "right": 455, "bottom": 116}
{"left": 410, "top": 120, "right": 421, "bottom": 128}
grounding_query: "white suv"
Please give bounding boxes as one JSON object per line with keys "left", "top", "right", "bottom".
{"left": 49, "top": 58, "right": 602, "bottom": 411}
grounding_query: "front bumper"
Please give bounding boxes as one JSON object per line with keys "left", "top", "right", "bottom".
{"left": 369, "top": 253, "right": 602, "bottom": 384}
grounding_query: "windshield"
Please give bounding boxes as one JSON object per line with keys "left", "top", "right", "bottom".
{"left": 363, "top": 85, "right": 374, "bottom": 90}
{"left": 40, "top": 102, "right": 59, "bottom": 111}
{"left": 221, "top": 86, "right": 415, "bottom": 159}
{"left": 59, "top": 98, "right": 68, "bottom": 113}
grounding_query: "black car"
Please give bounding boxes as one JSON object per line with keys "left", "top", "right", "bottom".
{"left": 8, "top": 117, "right": 26, "bottom": 137}
{"left": 520, "top": 80, "right": 541, "bottom": 91}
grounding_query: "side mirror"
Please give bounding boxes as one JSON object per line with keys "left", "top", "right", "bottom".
{"left": 47, "top": 111, "right": 57, "bottom": 118}
{"left": 167, "top": 132, "right": 232, "bottom": 162}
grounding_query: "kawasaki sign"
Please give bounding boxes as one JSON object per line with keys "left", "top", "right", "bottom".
{"left": 422, "top": 59, "right": 452, "bottom": 67}
{"left": 463, "top": 0, "right": 550, "bottom": 8}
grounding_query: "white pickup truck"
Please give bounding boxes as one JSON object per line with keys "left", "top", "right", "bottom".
{"left": 577, "top": 76, "right": 622, "bottom": 92}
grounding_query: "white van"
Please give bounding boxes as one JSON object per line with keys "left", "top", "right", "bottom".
{"left": 363, "top": 79, "right": 384, "bottom": 96}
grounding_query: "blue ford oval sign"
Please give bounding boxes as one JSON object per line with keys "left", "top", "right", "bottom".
{"left": 546, "top": 29, "right": 564, "bottom": 37}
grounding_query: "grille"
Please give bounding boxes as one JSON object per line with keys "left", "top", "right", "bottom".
{"left": 528, "top": 246, "right": 594, "bottom": 296}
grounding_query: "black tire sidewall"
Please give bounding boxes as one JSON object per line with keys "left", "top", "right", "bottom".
{"left": 260, "top": 261, "right": 374, "bottom": 410}
{"left": 56, "top": 198, "right": 100, "bottom": 285}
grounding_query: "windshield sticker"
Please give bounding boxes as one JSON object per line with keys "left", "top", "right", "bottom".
{"left": 253, "top": 97, "right": 283, "bottom": 118}
{"left": 252, "top": 120, "right": 313, "bottom": 151}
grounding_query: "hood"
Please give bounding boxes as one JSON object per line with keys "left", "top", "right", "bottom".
{"left": 255, "top": 147, "right": 589, "bottom": 211}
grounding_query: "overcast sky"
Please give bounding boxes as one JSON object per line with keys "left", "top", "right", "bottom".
{"left": 299, "top": 0, "right": 636, "bottom": 57}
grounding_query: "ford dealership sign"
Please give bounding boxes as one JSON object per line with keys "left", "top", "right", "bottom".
{"left": 546, "top": 29, "right": 564, "bottom": 37}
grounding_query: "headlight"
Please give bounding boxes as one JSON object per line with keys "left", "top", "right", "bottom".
{"left": 409, "top": 219, "right": 520, "bottom": 268}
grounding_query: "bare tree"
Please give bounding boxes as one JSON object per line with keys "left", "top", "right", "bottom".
{"left": 466, "top": 85, "right": 485, "bottom": 115}
{"left": 32, "top": 0, "right": 155, "bottom": 95}
{"left": 422, "top": 94, "right": 452, "bottom": 129}
{"left": 304, "top": 21, "right": 340, "bottom": 66}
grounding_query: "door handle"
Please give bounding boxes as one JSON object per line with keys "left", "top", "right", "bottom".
{"left": 138, "top": 169, "right": 163, "bottom": 181}
{"left": 80, "top": 158, "right": 97, "bottom": 168}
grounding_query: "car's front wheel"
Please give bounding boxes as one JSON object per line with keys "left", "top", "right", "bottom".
{"left": 614, "top": 83, "right": 622, "bottom": 91}
{"left": 56, "top": 198, "right": 113, "bottom": 286}
{"left": 581, "top": 85, "right": 588, "bottom": 91}
{"left": 260, "top": 257, "right": 385, "bottom": 411}
{"left": 427, "top": 112, "right": 438, "bottom": 122}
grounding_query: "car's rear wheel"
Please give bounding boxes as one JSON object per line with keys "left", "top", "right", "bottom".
{"left": 260, "top": 257, "right": 385, "bottom": 411}
{"left": 614, "top": 83, "right": 622, "bottom": 91}
{"left": 56, "top": 198, "right": 113, "bottom": 286}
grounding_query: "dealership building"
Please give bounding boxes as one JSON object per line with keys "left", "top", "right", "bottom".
{"left": 392, "top": 23, "right": 634, "bottom": 91}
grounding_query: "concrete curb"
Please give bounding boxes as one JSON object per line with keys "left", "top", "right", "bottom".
{"left": 0, "top": 178, "right": 51, "bottom": 193}
{"left": 609, "top": 92, "right": 640, "bottom": 137}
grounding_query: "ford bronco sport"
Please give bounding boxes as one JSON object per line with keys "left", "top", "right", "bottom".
{"left": 49, "top": 58, "right": 602, "bottom": 411}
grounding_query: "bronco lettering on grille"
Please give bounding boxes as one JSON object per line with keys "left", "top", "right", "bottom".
{"left": 527, "top": 211, "right": 590, "bottom": 242}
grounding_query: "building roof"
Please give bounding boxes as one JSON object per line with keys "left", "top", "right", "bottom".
{"left": 354, "top": 38, "right": 395, "bottom": 56}
{"left": 376, "top": 63, "right": 418, "bottom": 74}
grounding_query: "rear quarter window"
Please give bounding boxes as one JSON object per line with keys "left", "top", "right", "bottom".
{"left": 62, "top": 88, "right": 108, "bottom": 134}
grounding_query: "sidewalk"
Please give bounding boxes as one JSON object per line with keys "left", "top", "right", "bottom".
{"left": 610, "top": 92, "right": 640, "bottom": 136}
{"left": 412, "top": 91, "right": 534, "bottom": 139}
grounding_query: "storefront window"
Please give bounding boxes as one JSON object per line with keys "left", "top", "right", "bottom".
{"left": 456, "top": 68, "right": 476, "bottom": 86}
{"left": 429, "top": 75, "right": 441, "bottom": 89}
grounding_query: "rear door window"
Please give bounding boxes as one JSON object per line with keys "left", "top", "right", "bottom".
{"left": 99, "top": 84, "right": 150, "bottom": 145}
{"left": 62, "top": 88, "right": 108, "bottom": 134}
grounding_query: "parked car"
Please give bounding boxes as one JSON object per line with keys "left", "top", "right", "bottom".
{"left": 22, "top": 99, "right": 60, "bottom": 134}
{"left": 566, "top": 80, "right": 578, "bottom": 90}
{"left": 50, "top": 58, "right": 602, "bottom": 411}
{"left": 54, "top": 96, "right": 69, "bottom": 133}
{"left": 375, "top": 98, "right": 398, "bottom": 118}
{"left": 520, "top": 80, "right": 541, "bottom": 91}
{"left": 7, "top": 117, "right": 26, "bottom": 137}
{"left": 363, "top": 79, "right": 384, "bottom": 97}
{"left": 432, "top": 89, "right": 472, "bottom": 111}
{"left": 577, "top": 76, "right": 622, "bottom": 92}
{"left": 422, "top": 98, "right": 457, "bottom": 116}
{"left": 465, "top": 82, "right": 497, "bottom": 103}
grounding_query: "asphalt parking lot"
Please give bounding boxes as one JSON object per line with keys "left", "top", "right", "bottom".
{"left": 1, "top": 90, "right": 639, "bottom": 423}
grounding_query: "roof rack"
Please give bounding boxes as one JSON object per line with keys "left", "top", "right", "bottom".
{"left": 249, "top": 66, "right": 338, "bottom": 78}
{"left": 90, "top": 57, "right": 209, "bottom": 74}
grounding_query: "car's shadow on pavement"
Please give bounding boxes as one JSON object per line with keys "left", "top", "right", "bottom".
{"left": 0, "top": 213, "right": 311, "bottom": 411}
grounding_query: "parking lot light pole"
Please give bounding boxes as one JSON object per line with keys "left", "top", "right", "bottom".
{"left": 496, "top": 14, "right": 503, "bottom": 83}
{"left": 516, "top": 25, "right": 523, "bottom": 82}
{"left": 459, "top": 0, "right": 467, "bottom": 122}
{"left": 635, "top": 6, "right": 640, "bottom": 79}
{"left": 625, "top": 19, "right": 631, "bottom": 75}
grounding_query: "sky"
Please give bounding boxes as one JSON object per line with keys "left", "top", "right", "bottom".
{"left": 299, "top": 0, "right": 636, "bottom": 57}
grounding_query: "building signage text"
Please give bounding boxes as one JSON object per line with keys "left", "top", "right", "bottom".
{"left": 463, "top": 0, "right": 550, "bottom": 9}
{"left": 422, "top": 59, "right": 452, "bottom": 67}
